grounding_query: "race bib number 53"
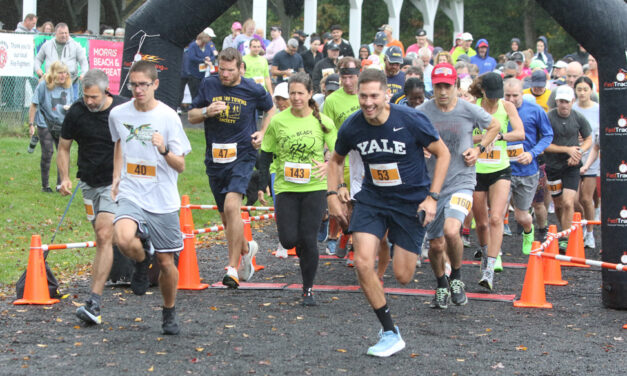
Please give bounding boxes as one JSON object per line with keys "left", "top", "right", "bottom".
{"left": 369, "top": 163, "right": 402, "bottom": 186}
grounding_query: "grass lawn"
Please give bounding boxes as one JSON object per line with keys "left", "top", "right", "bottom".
{"left": 0, "top": 128, "right": 227, "bottom": 288}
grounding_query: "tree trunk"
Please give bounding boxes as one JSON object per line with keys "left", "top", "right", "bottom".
{"left": 270, "top": 0, "right": 292, "bottom": 38}
{"left": 522, "top": 0, "right": 535, "bottom": 49}
{"left": 238, "top": 0, "right": 252, "bottom": 20}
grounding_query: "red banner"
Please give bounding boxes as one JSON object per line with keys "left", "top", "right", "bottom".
{"left": 89, "top": 40, "right": 123, "bottom": 94}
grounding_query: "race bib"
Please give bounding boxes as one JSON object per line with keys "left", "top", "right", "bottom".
{"left": 449, "top": 192, "right": 473, "bottom": 216}
{"left": 253, "top": 76, "right": 264, "bottom": 85}
{"left": 284, "top": 162, "right": 311, "bottom": 184}
{"left": 212, "top": 143, "right": 237, "bottom": 163}
{"left": 126, "top": 157, "right": 157, "bottom": 182}
{"left": 321, "top": 68, "right": 335, "bottom": 77}
{"left": 478, "top": 145, "right": 502, "bottom": 164}
{"left": 507, "top": 144, "right": 524, "bottom": 161}
{"left": 547, "top": 179, "right": 563, "bottom": 196}
{"left": 369, "top": 163, "right": 402, "bottom": 186}
{"left": 83, "top": 198, "right": 95, "bottom": 221}
{"left": 199, "top": 63, "right": 207, "bottom": 72}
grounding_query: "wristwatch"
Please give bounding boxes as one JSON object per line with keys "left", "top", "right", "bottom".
{"left": 428, "top": 192, "right": 440, "bottom": 201}
{"left": 478, "top": 144, "right": 486, "bottom": 153}
{"left": 497, "top": 132, "right": 504, "bottom": 141}
{"left": 160, "top": 145, "right": 170, "bottom": 156}
{"left": 202, "top": 107, "right": 209, "bottom": 118}
{"left": 326, "top": 191, "right": 338, "bottom": 197}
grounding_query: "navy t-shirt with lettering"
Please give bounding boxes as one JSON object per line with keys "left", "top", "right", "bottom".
{"left": 192, "top": 76, "right": 273, "bottom": 174}
{"left": 334, "top": 104, "right": 439, "bottom": 208}
{"left": 387, "top": 71, "right": 406, "bottom": 97}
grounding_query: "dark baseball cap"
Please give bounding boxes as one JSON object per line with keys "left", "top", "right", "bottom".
{"left": 385, "top": 46, "right": 403, "bottom": 64}
{"left": 415, "top": 28, "right": 427, "bottom": 37}
{"left": 374, "top": 31, "right": 387, "bottom": 46}
{"left": 530, "top": 70, "right": 547, "bottom": 88}
{"left": 330, "top": 24, "right": 342, "bottom": 31}
{"left": 325, "top": 74, "right": 340, "bottom": 91}
{"left": 510, "top": 51, "right": 524, "bottom": 63}
{"left": 327, "top": 41, "right": 340, "bottom": 51}
{"left": 294, "top": 29, "right": 308, "bottom": 37}
{"left": 482, "top": 72, "right": 504, "bottom": 99}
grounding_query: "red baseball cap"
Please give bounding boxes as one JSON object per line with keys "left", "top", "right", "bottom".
{"left": 432, "top": 63, "right": 457, "bottom": 85}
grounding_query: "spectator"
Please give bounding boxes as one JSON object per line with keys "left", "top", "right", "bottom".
{"left": 183, "top": 31, "right": 217, "bottom": 100}
{"left": 434, "top": 51, "right": 453, "bottom": 65}
{"left": 28, "top": 61, "right": 74, "bottom": 193}
{"left": 506, "top": 37, "right": 521, "bottom": 60}
{"left": 358, "top": 44, "right": 370, "bottom": 63}
{"left": 449, "top": 32, "right": 463, "bottom": 54}
{"left": 271, "top": 38, "right": 305, "bottom": 84}
{"left": 35, "top": 23, "right": 89, "bottom": 101}
{"left": 534, "top": 36, "right": 554, "bottom": 73}
{"left": 406, "top": 28, "right": 432, "bottom": 55}
{"left": 370, "top": 31, "right": 387, "bottom": 69}
{"left": 418, "top": 47, "right": 434, "bottom": 93}
{"left": 234, "top": 19, "right": 257, "bottom": 56}
{"left": 508, "top": 51, "right": 529, "bottom": 80}
{"left": 301, "top": 36, "right": 323, "bottom": 76}
{"left": 266, "top": 26, "right": 286, "bottom": 63}
{"left": 470, "top": 39, "right": 496, "bottom": 75}
{"left": 102, "top": 29, "right": 114, "bottom": 36}
{"left": 384, "top": 46, "right": 405, "bottom": 97}
{"left": 256, "top": 28, "right": 270, "bottom": 48}
{"left": 40, "top": 21, "right": 54, "bottom": 34}
{"left": 323, "top": 24, "right": 354, "bottom": 58}
{"left": 319, "top": 32, "right": 332, "bottom": 53}
{"left": 15, "top": 13, "right": 37, "bottom": 33}
{"left": 222, "top": 22, "right": 242, "bottom": 50}
{"left": 586, "top": 54, "right": 599, "bottom": 93}
{"left": 292, "top": 30, "right": 308, "bottom": 54}
{"left": 312, "top": 42, "right": 340, "bottom": 93}
{"left": 381, "top": 24, "right": 404, "bottom": 56}
{"left": 115, "top": 28, "right": 125, "bottom": 38}
{"left": 565, "top": 44, "right": 589, "bottom": 66}
{"left": 451, "top": 32, "right": 476, "bottom": 63}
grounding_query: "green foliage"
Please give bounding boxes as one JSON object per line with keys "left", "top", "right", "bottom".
{"left": 0, "top": 129, "right": 222, "bottom": 287}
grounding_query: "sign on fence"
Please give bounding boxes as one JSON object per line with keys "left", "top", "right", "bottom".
{"left": 0, "top": 33, "right": 34, "bottom": 77}
{"left": 89, "top": 40, "right": 123, "bottom": 94}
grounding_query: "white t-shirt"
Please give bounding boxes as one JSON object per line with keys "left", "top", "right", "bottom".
{"left": 109, "top": 100, "right": 192, "bottom": 213}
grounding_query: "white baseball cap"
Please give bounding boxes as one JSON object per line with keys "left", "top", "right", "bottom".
{"left": 204, "top": 27, "right": 216, "bottom": 38}
{"left": 462, "top": 32, "right": 473, "bottom": 41}
{"left": 555, "top": 85, "right": 575, "bottom": 101}
{"left": 274, "top": 82, "right": 289, "bottom": 99}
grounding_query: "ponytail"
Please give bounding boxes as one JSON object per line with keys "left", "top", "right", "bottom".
{"left": 309, "top": 98, "right": 329, "bottom": 133}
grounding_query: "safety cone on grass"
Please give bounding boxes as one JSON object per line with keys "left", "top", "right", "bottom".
{"left": 241, "top": 212, "right": 265, "bottom": 271}
{"left": 543, "top": 231, "right": 568, "bottom": 286}
{"left": 14, "top": 235, "right": 60, "bottom": 305}
{"left": 513, "top": 250, "right": 552, "bottom": 309}
{"left": 562, "top": 212, "right": 590, "bottom": 268}
{"left": 177, "top": 225, "right": 209, "bottom": 290}
{"left": 179, "top": 195, "right": 195, "bottom": 232}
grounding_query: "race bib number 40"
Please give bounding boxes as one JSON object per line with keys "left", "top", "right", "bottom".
{"left": 507, "top": 144, "right": 524, "bottom": 161}
{"left": 478, "top": 146, "right": 502, "bottom": 164}
{"left": 126, "top": 157, "right": 157, "bottom": 182}
{"left": 212, "top": 143, "right": 237, "bottom": 163}
{"left": 369, "top": 163, "right": 402, "bottom": 186}
{"left": 449, "top": 192, "right": 473, "bottom": 216}
{"left": 284, "top": 162, "right": 311, "bottom": 184}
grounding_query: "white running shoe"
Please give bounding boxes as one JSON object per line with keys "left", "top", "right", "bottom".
{"left": 238, "top": 241, "right": 258, "bottom": 281}
{"left": 275, "top": 243, "right": 288, "bottom": 259}
{"left": 584, "top": 232, "right": 596, "bottom": 249}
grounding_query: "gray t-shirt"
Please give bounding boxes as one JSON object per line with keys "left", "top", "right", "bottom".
{"left": 31, "top": 80, "right": 74, "bottom": 128}
{"left": 418, "top": 99, "right": 492, "bottom": 195}
{"left": 546, "top": 108, "right": 592, "bottom": 170}
{"left": 572, "top": 102, "right": 600, "bottom": 176}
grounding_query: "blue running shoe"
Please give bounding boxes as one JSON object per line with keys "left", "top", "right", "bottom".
{"left": 318, "top": 218, "right": 329, "bottom": 242}
{"left": 325, "top": 239, "right": 337, "bottom": 256}
{"left": 367, "top": 326, "right": 406, "bottom": 357}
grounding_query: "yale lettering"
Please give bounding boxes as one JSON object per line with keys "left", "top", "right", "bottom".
{"left": 356, "top": 139, "right": 406, "bottom": 156}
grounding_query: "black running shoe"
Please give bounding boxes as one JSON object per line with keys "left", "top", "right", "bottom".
{"left": 131, "top": 254, "right": 150, "bottom": 295}
{"left": 162, "top": 306, "right": 180, "bottom": 335}
{"left": 302, "top": 288, "right": 317, "bottom": 306}
{"left": 473, "top": 248, "right": 483, "bottom": 260}
{"left": 450, "top": 279, "right": 468, "bottom": 306}
{"left": 430, "top": 287, "right": 450, "bottom": 309}
{"left": 76, "top": 298, "right": 101, "bottom": 324}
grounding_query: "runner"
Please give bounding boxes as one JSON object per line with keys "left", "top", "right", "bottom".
{"left": 188, "top": 48, "right": 276, "bottom": 288}
{"left": 242, "top": 38, "right": 273, "bottom": 95}
{"left": 109, "top": 61, "right": 192, "bottom": 334}
{"left": 327, "top": 68, "right": 450, "bottom": 357}
{"left": 57, "top": 69, "right": 128, "bottom": 324}
{"left": 503, "top": 78, "right": 553, "bottom": 255}
{"left": 258, "top": 72, "right": 337, "bottom": 305}
{"left": 418, "top": 63, "right": 499, "bottom": 308}
{"left": 468, "top": 72, "right": 525, "bottom": 290}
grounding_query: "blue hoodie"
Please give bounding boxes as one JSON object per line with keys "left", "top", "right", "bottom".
{"left": 470, "top": 39, "right": 497, "bottom": 75}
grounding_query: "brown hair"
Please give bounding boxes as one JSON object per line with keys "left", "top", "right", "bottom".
{"left": 337, "top": 56, "right": 360, "bottom": 70}
{"left": 130, "top": 60, "right": 158, "bottom": 81}
{"left": 358, "top": 68, "right": 387, "bottom": 90}
{"left": 434, "top": 51, "right": 453, "bottom": 64}
{"left": 288, "top": 72, "right": 329, "bottom": 133}
{"left": 218, "top": 47, "right": 243, "bottom": 69}
{"left": 468, "top": 75, "right": 484, "bottom": 98}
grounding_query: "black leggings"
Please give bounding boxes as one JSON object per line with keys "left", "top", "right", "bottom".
{"left": 275, "top": 191, "right": 326, "bottom": 289}
{"left": 37, "top": 126, "right": 60, "bottom": 189}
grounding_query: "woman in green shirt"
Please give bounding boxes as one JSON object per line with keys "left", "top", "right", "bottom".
{"left": 259, "top": 72, "right": 337, "bottom": 306}
{"left": 468, "top": 73, "right": 524, "bottom": 290}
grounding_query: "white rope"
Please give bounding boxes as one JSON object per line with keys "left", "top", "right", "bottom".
{"left": 119, "top": 29, "right": 161, "bottom": 91}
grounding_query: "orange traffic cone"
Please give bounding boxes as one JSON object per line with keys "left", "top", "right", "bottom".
{"left": 177, "top": 225, "right": 209, "bottom": 290}
{"left": 252, "top": 256, "right": 265, "bottom": 271}
{"left": 287, "top": 247, "right": 297, "bottom": 256}
{"left": 562, "top": 212, "right": 590, "bottom": 268}
{"left": 179, "top": 195, "right": 195, "bottom": 233}
{"left": 241, "top": 211, "right": 253, "bottom": 242}
{"left": 14, "top": 235, "right": 60, "bottom": 305}
{"left": 513, "top": 252, "right": 552, "bottom": 308}
{"left": 542, "top": 236, "right": 568, "bottom": 286}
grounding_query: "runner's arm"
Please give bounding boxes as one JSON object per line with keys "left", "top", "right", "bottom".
{"left": 502, "top": 100, "right": 525, "bottom": 141}
{"left": 418, "top": 139, "right": 450, "bottom": 225}
{"left": 326, "top": 151, "right": 349, "bottom": 227}
{"left": 111, "top": 140, "right": 123, "bottom": 200}
{"left": 56, "top": 137, "right": 73, "bottom": 195}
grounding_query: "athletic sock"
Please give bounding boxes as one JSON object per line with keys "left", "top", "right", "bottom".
{"left": 462, "top": 228, "right": 470, "bottom": 236}
{"left": 436, "top": 274, "right": 449, "bottom": 288}
{"left": 90, "top": 292, "right": 101, "bottom": 306}
{"left": 524, "top": 228, "right": 532, "bottom": 234}
{"left": 450, "top": 267, "right": 461, "bottom": 281}
{"left": 486, "top": 256, "right": 497, "bottom": 271}
{"left": 373, "top": 304, "right": 396, "bottom": 333}
{"left": 481, "top": 245, "right": 488, "bottom": 256}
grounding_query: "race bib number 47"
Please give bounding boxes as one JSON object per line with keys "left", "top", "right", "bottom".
{"left": 369, "top": 163, "right": 402, "bottom": 186}
{"left": 212, "top": 143, "right": 237, "bottom": 163}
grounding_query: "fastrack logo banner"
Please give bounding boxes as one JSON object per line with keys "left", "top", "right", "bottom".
{"left": 602, "top": 68, "right": 627, "bottom": 91}
{"left": 604, "top": 114, "right": 627, "bottom": 135}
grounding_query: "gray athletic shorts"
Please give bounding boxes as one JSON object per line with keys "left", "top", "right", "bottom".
{"left": 426, "top": 189, "right": 474, "bottom": 240}
{"left": 79, "top": 181, "right": 116, "bottom": 223}
{"left": 114, "top": 198, "right": 183, "bottom": 253}
{"left": 510, "top": 173, "right": 539, "bottom": 211}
